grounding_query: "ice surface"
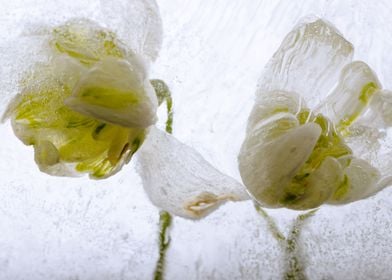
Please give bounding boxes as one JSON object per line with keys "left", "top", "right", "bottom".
{"left": 258, "top": 17, "right": 354, "bottom": 109}
{"left": 1, "top": 0, "right": 392, "bottom": 279}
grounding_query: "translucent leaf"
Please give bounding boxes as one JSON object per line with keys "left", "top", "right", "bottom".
{"left": 258, "top": 17, "right": 354, "bottom": 108}
{"left": 65, "top": 56, "right": 158, "bottom": 128}
{"left": 136, "top": 127, "right": 249, "bottom": 219}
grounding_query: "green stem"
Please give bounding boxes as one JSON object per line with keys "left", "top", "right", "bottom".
{"left": 151, "top": 79, "right": 173, "bottom": 133}
{"left": 154, "top": 211, "right": 173, "bottom": 280}
{"left": 284, "top": 209, "right": 317, "bottom": 280}
{"left": 151, "top": 79, "right": 174, "bottom": 280}
{"left": 254, "top": 204, "right": 317, "bottom": 280}
{"left": 254, "top": 203, "right": 285, "bottom": 242}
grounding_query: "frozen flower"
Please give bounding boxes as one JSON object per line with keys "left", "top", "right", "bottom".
{"left": 238, "top": 18, "right": 392, "bottom": 210}
{"left": 2, "top": 14, "right": 247, "bottom": 219}
{"left": 3, "top": 19, "right": 157, "bottom": 179}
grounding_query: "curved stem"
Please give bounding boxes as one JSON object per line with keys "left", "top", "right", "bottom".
{"left": 255, "top": 204, "right": 285, "bottom": 242}
{"left": 284, "top": 209, "right": 317, "bottom": 280}
{"left": 254, "top": 204, "right": 317, "bottom": 280}
{"left": 151, "top": 79, "right": 173, "bottom": 133}
{"left": 154, "top": 211, "right": 173, "bottom": 280}
{"left": 151, "top": 79, "right": 174, "bottom": 280}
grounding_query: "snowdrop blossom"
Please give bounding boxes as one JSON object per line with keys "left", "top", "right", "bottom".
{"left": 239, "top": 18, "right": 392, "bottom": 210}
{"left": 2, "top": 12, "right": 247, "bottom": 219}
{"left": 3, "top": 19, "right": 158, "bottom": 179}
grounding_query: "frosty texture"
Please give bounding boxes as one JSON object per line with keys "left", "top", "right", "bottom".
{"left": 259, "top": 18, "right": 354, "bottom": 108}
{"left": 51, "top": 19, "right": 129, "bottom": 65}
{"left": 239, "top": 18, "right": 391, "bottom": 210}
{"left": 137, "top": 127, "right": 248, "bottom": 219}
{"left": 3, "top": 19, "right": 156, "bottom": 179}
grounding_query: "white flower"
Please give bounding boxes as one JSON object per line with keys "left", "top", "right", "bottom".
{"left": 238, "top": 18, "right": 392, "bottom": 210}
{"left": 2, "top": 15, "right": 247, "bottom": 219}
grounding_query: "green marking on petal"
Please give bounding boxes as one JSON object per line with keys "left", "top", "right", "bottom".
{"left": 338, "top": 81, "right": 379, "bottom": 130}
{"left": 52, "top": 19, "right": 126, "bottom": 65}
{"left": 359, "top": 82, "right": 378, "bottom": 103}
{"left": 296, "top": 109, "right": 311, "bottom": 125}
{"left": 332, "top": 174, "right": 350, "bottom": 201}
{"left": 8, "top": 58, "right": 146, "bottom": 179}
{"left": 79, "top": 86, "right": 139, "bottom": 109}
{"left": 92, "top": 123, "right": 107, "bottom": 138}
{"left": 280, "top": 111, "right": 351, "bottom": 209}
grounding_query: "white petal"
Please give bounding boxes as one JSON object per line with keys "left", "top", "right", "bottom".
{"left": 238, "top": 121, "right": 322, "bottom": 208}
{"left": 136, "top": 127, "right": 248, "bottom": 219}
{"left": 358, "top": 89, "right": 392, "bottom": 128}
{"left": 51, "top": 18, "right": 129, "bottom": 65}
{"left": 258, "top": 18, "right": 353, "bottom": 108}
{"left": 33, "top": 140, "right": 81, "bottom": 177}
{"left": 320, "top": 61, "right": 381, "bottom": 128}
{"left": 288, "top": 156, "right": 343, "bottom": 210}
{"left": 65, "top": 56, "right": 158, "bottom": 128}
{"left": 342, "top": 124, "right": 392, "bottom": 185}
{"left": 328, "top": 157, "right": 382, "bottom": 204}
{"left": 99, "top": 0, "right": 163, "bottom": 63}
{"left": 246, "top": 90, "right": 304, "bottom": 132}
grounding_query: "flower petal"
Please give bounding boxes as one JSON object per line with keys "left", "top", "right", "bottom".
{"left": 246, "top": 90, "right": 304, "bottom": 133}
{"left": 238, "top": 120, "right": 322, "bottom": 208}
{"left": 136, "top": 127, "right": 248, "bottom": 219}
{"left": 290, "top": 156, "right": 342, "bottom": 210}
{"left": 99, "top": 0, "right": 163, "bottom": 63}
{"left": 51, "top": 18, "right": 129, "bottom": 65}
{"left": 5, "top": 55, "right": 145, "bottom": 179}
{"left": 258, "top": 18, "right": 353, "bottom": 108}
{"left": 320, "top": 61, "right": 381, "bottom": 129}
{"left": 65, "top": 56, "right": 158, "bottom": 128}
{"left": 358, "top": 90, "right": 392, "bottom": 128}
{"left": 328, "top": 157, "right": 382, "bottom": 204}
{"left": 343, "top": 123, "right": 392, "bottom": 178}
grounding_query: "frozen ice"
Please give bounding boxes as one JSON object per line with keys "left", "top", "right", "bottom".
{"left": 258, "top": 17, "right": 353, "bottom": 109}
{"left": 1, "top": 0, "right": 392, "bottom": 279}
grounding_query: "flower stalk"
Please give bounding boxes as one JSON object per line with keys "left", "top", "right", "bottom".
{"left": 151, "top": 79, "right": 174, "bottom": 280}
{"left": 255, "top": 204, "right": 317, "bottom": 280}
